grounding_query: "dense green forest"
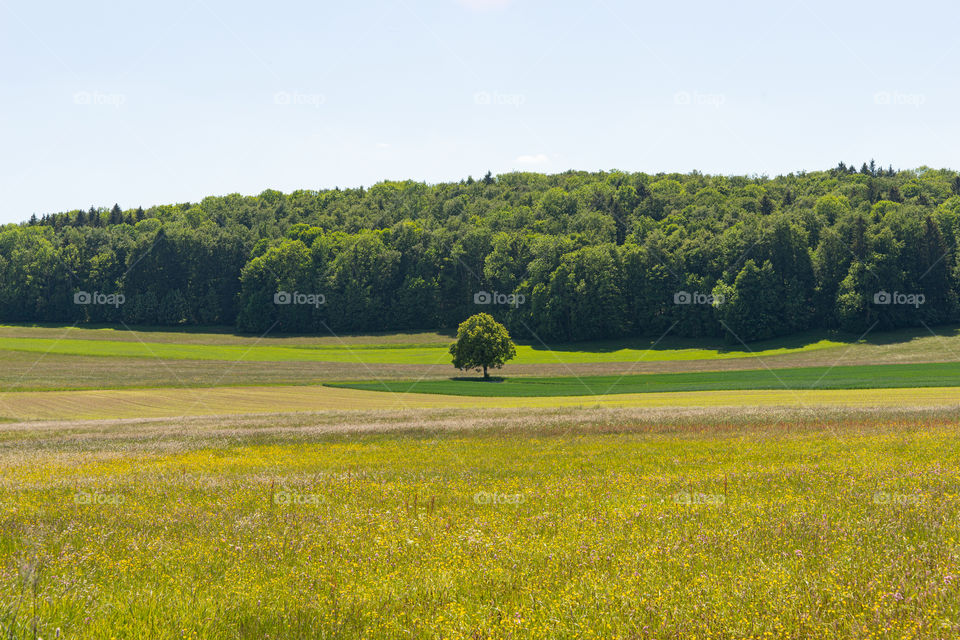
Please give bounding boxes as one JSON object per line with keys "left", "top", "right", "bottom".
{"left": 3, "top": 162, "right": 960, "bottom": 343}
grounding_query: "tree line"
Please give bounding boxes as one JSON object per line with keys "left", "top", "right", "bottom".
{"left": 3, "top": 163, "right": 960, "bottom": 343}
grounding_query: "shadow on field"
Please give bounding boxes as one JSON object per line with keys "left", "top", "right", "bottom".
{"left": 523, "top": 324, "right": 960, "bottom": 355}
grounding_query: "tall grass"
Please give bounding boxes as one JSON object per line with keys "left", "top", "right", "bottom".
{"left": 1, "top": 408, "right": 959, "bottom": 638}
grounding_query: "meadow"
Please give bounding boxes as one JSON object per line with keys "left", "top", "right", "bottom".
{"left": 2, "top": 323, "right": 960, "bottom": 393}
{"left": 3, "top": 324, "right": 960, "bottom": 638}
{"left": 2, "top": 406, "right": 960, "bottom": 639}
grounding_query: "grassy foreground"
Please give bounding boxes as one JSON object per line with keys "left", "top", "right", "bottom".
{"left": 2, "top": 407, "right": 960, "bottom": 639}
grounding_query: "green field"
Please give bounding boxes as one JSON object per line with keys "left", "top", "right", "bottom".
{"left": 3, "top": 407, "right": 960, "bottom": 639}
{"left": 329, "top": 361, "right": 960, "bottom": 396}
{"left": 0, "top": 331, "right": 846, "bottom": 365}
{"left": 2, "top": 324, "right": 960, "bottom": 421}
{"left": 2, "top": 323, "right": 960, "bottom": 394}
{"left": 4, "top": 322, "right": 960, "bottom": 638}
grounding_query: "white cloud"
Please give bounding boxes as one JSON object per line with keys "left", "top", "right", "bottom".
{"left": 514, "top": 153, "right": 549, "bottom": 165}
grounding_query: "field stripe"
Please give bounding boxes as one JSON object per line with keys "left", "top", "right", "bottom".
{"left": 0, "top": 335, "right": 844, "bottom": 365}
{"left": 2, "top": 385, "right": 959, "bottom": 421}
{"left": 329, "top": 362, "right": 960, "bottom": 396}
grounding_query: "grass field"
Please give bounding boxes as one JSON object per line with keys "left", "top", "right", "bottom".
{"left": 0, "top": 332, "right": 847, "bottom": 364}
{"left": 3, "top": 323, "right": 960, "bottom": 638}
{"left": 2, "top": 323, "right": 960, "bottom": 393}
{"left": 330, "top": 361, "right": 960, "bottom": 396}
{"left": 3, "top": 323, "right": 960, "bottom": 421}
{"left": 3, "top": 407, "right": 960, "bottom": 639}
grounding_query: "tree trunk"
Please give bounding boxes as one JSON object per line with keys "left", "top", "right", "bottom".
{"left": 483, "top": 365, "right": 488, "bottom": 379}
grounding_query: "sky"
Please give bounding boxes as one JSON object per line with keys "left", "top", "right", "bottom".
{"left": 1, "top": 0, "right": 958, "bottom": 223}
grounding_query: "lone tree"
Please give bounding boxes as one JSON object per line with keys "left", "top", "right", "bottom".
{"left": 449, "top": 313, "right": 517, "bottom": 379}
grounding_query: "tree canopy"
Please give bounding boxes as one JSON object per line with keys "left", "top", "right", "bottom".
{"left": 4, "top": 163, "right": 960, "bottom": 342}
{"left": 449, "top": 313, "right": 517, "bottom": 378}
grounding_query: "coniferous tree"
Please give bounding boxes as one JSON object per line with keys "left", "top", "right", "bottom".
{"left": 109, "top": 204, "right": 123, "bottom": 225}
{"left": 759, "top": 194, "right": 774, "bottom": 215}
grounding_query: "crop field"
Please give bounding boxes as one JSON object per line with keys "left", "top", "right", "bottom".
{"left": 3, "top": 406, "right": 960, "bottom": 639}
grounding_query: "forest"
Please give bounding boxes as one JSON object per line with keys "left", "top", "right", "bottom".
{"left": 3, "top": 161, "right": 960, "bottom": 343}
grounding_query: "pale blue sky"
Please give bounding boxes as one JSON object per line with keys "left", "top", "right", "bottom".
{"left": 1, "top": 0, "right": 957, "bottom": 223}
